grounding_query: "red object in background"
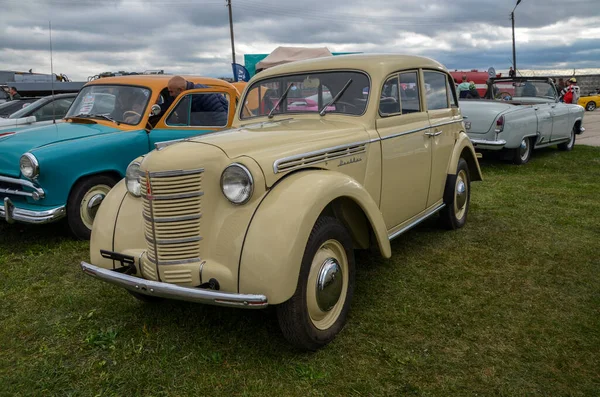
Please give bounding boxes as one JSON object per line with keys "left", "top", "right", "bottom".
{"left": 450, "top": 70, "right": 503, "bottom": 97}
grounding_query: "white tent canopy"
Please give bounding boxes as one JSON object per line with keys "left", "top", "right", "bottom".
{"left": 256, "top": 46, "right": 333, "bottom": 71}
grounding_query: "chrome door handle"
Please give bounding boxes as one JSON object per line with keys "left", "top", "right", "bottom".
{"left": 425, "top": 130, "right": 442, "bottom": 137}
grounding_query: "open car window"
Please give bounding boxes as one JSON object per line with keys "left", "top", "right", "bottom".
{"left": 165, "top": 92, "right": 230, "bottom": 127}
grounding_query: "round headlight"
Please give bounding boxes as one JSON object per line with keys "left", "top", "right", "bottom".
{"left": 220, "top": 163, "right": 253, "bottom": 204}
{"left": 125, "top": 161, "right": 142, "bottom": 197}
{"left": 20, "top": 153, "right": 39, "bottom": 179}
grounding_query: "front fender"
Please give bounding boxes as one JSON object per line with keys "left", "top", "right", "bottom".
{"left": 449, "top": 132, "right": 483, "bottom": 181}
{"left": 29, "top": 130, "right": 149, "bottom": 206}
{"left": 239, "top": 170, "right": 391, "bottom": 305}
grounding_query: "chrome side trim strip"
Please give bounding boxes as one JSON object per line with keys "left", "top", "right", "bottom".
{"left": 143, "top": 213, "right": 202, "bottom": 223}
{"left": 388, "top": 203, "right": 446, "bottom": 241}
{"left": 148, "top": 168, "right": 205, "bottom": 178}
{"left": 430, "top": 119, "right": 464, "bottom": 129}
{"left": 0, "top": 175, "right": 45, "bottom": 199}
{"left": 272, "top": 119, "right": 465, "bottom": 173}
{"left": 380, "top": 126, "right": 428, "bottom": 141}
{"left": 142, "top": 191, "right": 204, "bottom": 200}
{"left": 273, "top": 141, "right": 369, "bottom": 173}
{"left": 146, "top": 235, "right": 203, "bottom": 245}
{"left": 81, "top": 261, "right": 268, "bottom": 308}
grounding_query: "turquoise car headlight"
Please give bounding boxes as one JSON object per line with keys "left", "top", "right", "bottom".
{"left": 125, "top": 161, "right": 142, "bottom": 197}
{"left": 20, "top": 153, "right": 39, "bottom": 179}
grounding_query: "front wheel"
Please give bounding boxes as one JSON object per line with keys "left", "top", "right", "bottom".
{"left": 67, "top": 175, "right": 118, "bottom": 240}
{"left": 585, "top": 101, "right": 596, "bottom": 111}
{"left": 440, "top": 158, "right": 471, "bottom": 230}
{"left": 511, "top": 137, "right": 533, "bottom": 165}
{"left": 276, "top": 216, "right": 355, "bottom": 351}
{"left": 557, "top": 127, "right": 576, "bottom": 151}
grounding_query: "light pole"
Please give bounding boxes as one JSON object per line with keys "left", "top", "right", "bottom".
{"left": 226, "top": 0, "right": 236, "bottom": 65}
{"left": 511, "top": 0, "right": 522, "bottom": 75}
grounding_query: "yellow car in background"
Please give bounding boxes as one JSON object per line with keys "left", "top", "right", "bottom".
{"left": 578, "top": 92, "right": 600, "bottom": 111}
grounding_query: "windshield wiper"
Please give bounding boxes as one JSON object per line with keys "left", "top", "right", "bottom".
{"left": 267, "top": 83, "right": 294, "bottom": 119}
{"left": 319, "top": 79, "right": 353, "bottom": 116}
{"left": 68, "top": 113, "right": 119, "bottom": 125}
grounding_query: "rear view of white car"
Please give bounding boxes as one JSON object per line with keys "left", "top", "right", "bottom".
{"left": 460, "top": 77, "right": 585, "bottom": 165}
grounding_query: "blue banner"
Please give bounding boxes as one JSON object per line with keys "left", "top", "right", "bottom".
{"left": 232, "top": 63, "right": 250, "bottom": 82}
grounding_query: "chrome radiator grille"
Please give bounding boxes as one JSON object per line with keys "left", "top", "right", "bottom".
{"left": 141, "top": 169, "right": 204, "bottom": 266}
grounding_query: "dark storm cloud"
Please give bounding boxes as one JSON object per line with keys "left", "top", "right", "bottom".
{"left": 0, "top": 0, "right": 598, "bottom": 79}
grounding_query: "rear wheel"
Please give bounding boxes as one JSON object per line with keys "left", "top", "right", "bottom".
{"left": 511, "top": 137, "right": 533, "bottom": 165}
{"left": 585, "top": 101, "right": 596, "bottom": 111}
{"left": 557, "top": 127, "right": 576, "bottom": 151}
{"left": 67, "top": 175, "right": 118, "bottom": 240}
{"left": 276, "top": 216, "right": 355, "bottom": 351}
{"left": 440, "top": 158, "right": 471, "bottom": 230}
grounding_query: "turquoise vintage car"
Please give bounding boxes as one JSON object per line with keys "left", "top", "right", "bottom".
{"left": 0, "top": 75, "right": 242, "bottom": 239}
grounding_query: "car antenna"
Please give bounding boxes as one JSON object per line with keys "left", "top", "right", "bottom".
{"left": 49, "top": 20, "right": 57, "bottom": 125}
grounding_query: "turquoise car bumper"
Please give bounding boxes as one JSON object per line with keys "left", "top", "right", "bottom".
{"left": 1, "top": 197, "right": 66, "bottom": 224}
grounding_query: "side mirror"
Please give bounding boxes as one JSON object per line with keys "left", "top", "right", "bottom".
{"left": 150, "top": 104, "right": 161, "bottom": 116}
{"left": 26, "top": 116, "right": 37, "bottom": 123}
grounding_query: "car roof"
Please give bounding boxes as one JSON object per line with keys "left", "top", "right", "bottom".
{"left": 249, "top": 54, "right": 449, "bottom": 83}
{"left": 83, "top": 75, "right": 235, "bottom": 90}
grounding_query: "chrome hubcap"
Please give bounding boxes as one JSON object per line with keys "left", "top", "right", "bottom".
{"left": 519, "top": 139, "right": 529, "bottom": 160}
{"left": 80, "top": 185, "right": 112, "bottom": 229}
{"left": 87, "top": 193, "right": 105, "bottom": 210}
{"left": 316, "top": 258, "right": 343, "bottom": 312}
{"left": 454, "top": 170, "right": 468, "bottom": 220}
{"left": 306, "top": 239, "right": 349, "bottom": 330}
{"left": 456, "top": 180, "right": 467, "bottom": 210}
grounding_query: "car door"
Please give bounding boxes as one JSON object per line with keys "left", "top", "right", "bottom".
{"left": 376, "top": 70, "right": 432, "bottom": 230}
{"left": 549, "top": 100, "right": 571, "bottom": 142}
{"left": 149, "top": 87, "right": 238, "bottom": 148}
{"left": 422, "top": 70, "right": 461, "bottom": 207}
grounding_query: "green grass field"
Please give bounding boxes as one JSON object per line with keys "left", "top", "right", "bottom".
{"left": 1, "top": 146, "right": 599, "bottom": 396}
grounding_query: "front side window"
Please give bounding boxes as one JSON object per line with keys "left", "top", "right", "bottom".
{"left": 66, "top": 85, "right": 151, "bottom": 125}
{"left": 166, "top": 93, "right": 229, "bottom": 127}
{"left": 241, "top": 71, "right": 370, "bottom": 119}
{"left": 423, "top": 71, "right": 450, "bottom": 111}
{"left": 379, "top": 76, "right": 400, "bottom": 115}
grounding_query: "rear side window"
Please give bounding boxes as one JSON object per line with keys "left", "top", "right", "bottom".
{"left": 399, "top": 72, "right": 421, "bottom": 114}
{"left": 423, "top": 71, "right": 450, "bottom": 110}
{"left": 166, "top": 93, "right": 229, "bottom": 127}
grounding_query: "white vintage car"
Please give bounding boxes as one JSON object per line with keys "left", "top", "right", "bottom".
{"left": 460, "top": 77, "right": 585, "bottom": 164}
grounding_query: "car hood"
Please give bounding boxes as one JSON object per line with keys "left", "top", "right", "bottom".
{"left": 0, "top": 121, "right": 121, "bottom": 177}
{"left": 459, "top": 100, "right": 515, "bottom": 134}
{"left": 186, "top": 117, "right": 369, "bottom": 187}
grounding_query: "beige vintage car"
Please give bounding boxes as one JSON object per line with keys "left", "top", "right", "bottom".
{"left": 81, "top": 54, "right": 483, "bottom": 350}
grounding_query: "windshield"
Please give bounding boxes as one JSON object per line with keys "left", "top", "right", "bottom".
{"left": 240, "top": 71, "right": 370, "bottom": 119}
{"left": 66, "top": 85, "right": 151, "bottom": 125}
{"left": 490, "top": 80, "right": 557, "bottom": 102}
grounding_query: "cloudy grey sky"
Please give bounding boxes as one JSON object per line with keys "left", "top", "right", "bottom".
{"left": 1, "top": 0, "right": 599, "bottom": 81}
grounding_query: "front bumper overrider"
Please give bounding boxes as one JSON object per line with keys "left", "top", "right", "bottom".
{"left": 80, "top": 261, "right": 269, "bottom": 308}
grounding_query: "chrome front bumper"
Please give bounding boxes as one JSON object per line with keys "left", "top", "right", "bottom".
{"left": 1, "top": 197, "right": 66, "bottom": 224}
{"left": 469, "top": 138, "right": 507, "bottom": 150}
{"left": 80, "top": 261, "right": 269, "bottom": 308}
